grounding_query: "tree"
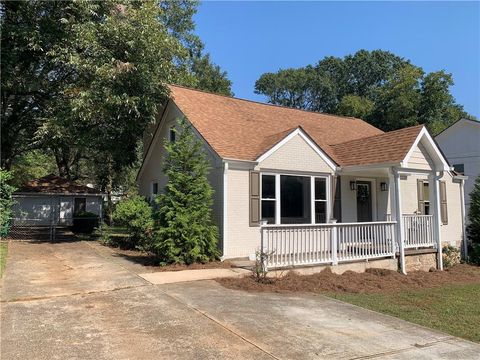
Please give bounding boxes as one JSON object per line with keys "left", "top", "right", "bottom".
{"left": 1, "top": 0, "right": 232, "bottom": 188}
{"left": 0, "top": 169, "right": 16, "bottom": 238}
{"left": 255, "top": 49, "right": 472, "bottom": 133}
{"left": 337, "top": 95, "right": 374, "bottom": 120}
{"left": 190, "top": 53, "right": 233, "bottom": 96}
{"left": 154, "top": 118, "right": 219, "bottom": 265}
{"left": 467, "top": 176, "right": 480, "bottom": 245}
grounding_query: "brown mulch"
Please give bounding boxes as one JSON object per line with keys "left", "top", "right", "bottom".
{"left": 105, "top": 245, "right": 233, "bottom": 272}
{"left": 216, "top": 264, "right": 480, "bottom": 294}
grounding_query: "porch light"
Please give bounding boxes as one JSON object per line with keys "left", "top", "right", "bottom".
{"left": 380, "top": 182, "right": 388, "bottom": 192}
{"left": 349, "top": 181, "right": 356, "bottom": 191}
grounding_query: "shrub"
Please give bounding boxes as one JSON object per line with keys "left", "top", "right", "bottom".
{"left": 467, "top": 176, "right": 480, "bottom": 245}
{"left": 153, "top": 118, "right": 219, "bottom": 265}
{"left": 72, "top": 211, "right": 99, "bottom": 234}
{"left": 0, "top": 169, "right": 16, "bottom": 238}
{"left": 113, "top": 195, "right": 153, "bottom": 250}
{"left": 442, "top": 245, "right": 460, "bottom": 268}
{"left": 468, "top": 243, "right": 480, "bottom": 266}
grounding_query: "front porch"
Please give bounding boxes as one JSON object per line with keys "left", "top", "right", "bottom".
{"left": 258, "top": 165, "right": 445, "bottom": 273}
{"left": 260, "top": 214, "right": 435, "bottom": 270}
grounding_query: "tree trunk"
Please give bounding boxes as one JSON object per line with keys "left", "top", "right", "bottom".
{"left": 105, "top": 172, "right": 114, "bottom": 225}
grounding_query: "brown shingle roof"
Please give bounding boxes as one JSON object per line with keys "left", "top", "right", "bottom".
{"left": 169, "top": 85, "right": 383, "bottom": 164}
{"left": 15, "top": 174, "right": 101, "bottom": 194}
{"left": 331, "top": 125, "right": 423, "bottom": 166}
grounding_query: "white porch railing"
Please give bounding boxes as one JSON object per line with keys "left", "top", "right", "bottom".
{"left": 402, "top": 214, "right": 435, "bottom": 249}
{"left": 261, "top": 221, "right": 396, "bottom": 269}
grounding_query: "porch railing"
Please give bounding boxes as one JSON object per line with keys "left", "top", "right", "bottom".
{"left": 261, "top": 221, "right": 396, "bottom": 269}
{"left": 402, "top": 214, "right": 435, "bottom": 249}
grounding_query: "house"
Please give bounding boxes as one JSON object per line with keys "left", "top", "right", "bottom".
{"left": 436, "top": 118, "right": 480, "bottom": 218}
{"left": 12, "top": 174, "right": 103, "bottom": 226}
{"left": 137, "top": 85, "right": 467, "bottom": 273}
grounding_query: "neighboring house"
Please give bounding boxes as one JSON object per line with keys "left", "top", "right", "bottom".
{"left": 137, "top": 85, "right": 467, "bottom": 273}
{"left": 436, "top": 118, "right": 480, "bottom": 216}
{"left": 13, "top": 174, "right": 103, "bottom": 226}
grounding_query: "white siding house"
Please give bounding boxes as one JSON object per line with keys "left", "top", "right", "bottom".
{"left": 137, "top": 85, "right": 468, "bottom": 273}
{"left": 436, "top": 118, "right": 480, "bottom": 214}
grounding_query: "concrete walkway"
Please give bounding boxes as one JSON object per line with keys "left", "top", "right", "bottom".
{"left": 1, "top": 240, "right": 479, "bottom": 360}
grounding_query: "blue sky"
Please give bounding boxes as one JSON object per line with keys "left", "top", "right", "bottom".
{"left": 194, "top": 1, "right": 480, "bottom": 118}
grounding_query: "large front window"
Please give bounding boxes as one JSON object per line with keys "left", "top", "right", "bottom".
{"left": 261, "top": 174, "right": 328, "bottom": 224}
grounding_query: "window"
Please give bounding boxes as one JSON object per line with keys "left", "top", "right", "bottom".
{"left": 281, "top": 175, "right": 311, "bottom": 224}
{"left": 74, "top": 197, "right": 86, "bottom": 214}
{"left": 152, "top": 182, "right": 158, "bottom": 195}
{"left": 314, "top": 177, "right": 327, "bottom": 223}
{"left": 453, "top": 164, "right": 464, "bottom": 175}
{"left": 169, "top": 126, "right": 176, "bottom": 142}
{"left": 417, "top": 180, "right": 430, "bottom": 215}
{"left": 423, "top": 182, "right": 430, "bottom": 215}
{"left": 259, "top": 173, "right": 329, "bottom": 225}
{"left": 261, "top": 175, "right": 276, "bottom": 224}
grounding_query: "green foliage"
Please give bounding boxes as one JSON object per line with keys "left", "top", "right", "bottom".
{"left": 9, "top": 150, "right": 57, "bottom": 187}
{"left": 255, "top": 50, "right": 473, "bottom": 133}
{"left": 1, "top": 0, "right": 232, "bottom": 192}
{"left": 467, "top": 176, "right": 480, "bottom": 246}
{"left": 154, "top": 118, "right": 219, "bottom": 265}
{"left": 468, "top": 244, "right": 480, "bottom": 266}
{"left": 442, "top": 245, "right": 461, "bottom": 268}
{"left": 113, "top": 195, "right": 153, "bottom": 250}
{"left": 337, "top": 95, "right": 375, "bottom": 119}
{"left": 0, "top": 169, "right": 16, "bottom": 238}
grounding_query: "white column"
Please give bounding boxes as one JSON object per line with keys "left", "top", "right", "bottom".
{"left": 310, "top": 176, "right": 315, "bottom": 224}
{"left": 459, "top": 179, "right": 468, "bottom": 260}
{"left": 392, "top": 168, "right": 406, "bottom": 274}
{"left": 431, "top": 172, "right": 444, "bottom": 271}
{"left": 275, "top": 174, "right": 281, "bottom": 225}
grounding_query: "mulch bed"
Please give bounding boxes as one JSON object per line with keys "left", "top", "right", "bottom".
{"left": 216, "top": 264, "right": 480, "bottom": 294}
{"left": 104, "top": 245, "right": 233, "bottom": 272}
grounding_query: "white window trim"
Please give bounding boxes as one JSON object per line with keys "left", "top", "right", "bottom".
{"left": 260, "top": 172, "right": 331, "bottom": 225}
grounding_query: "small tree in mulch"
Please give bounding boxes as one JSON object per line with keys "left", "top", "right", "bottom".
{"left": 467, "top": 176, "right": 480, "bottom": 264}
{"left": 153, "top": 118, "right": 219, "bottom": 265}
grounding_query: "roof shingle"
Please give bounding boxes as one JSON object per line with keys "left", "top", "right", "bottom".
{"left": 15, "top": 174, "right": 101, "bottom": 194}
{"left": 169, "top": 85, "right": 424, "bottom": 167}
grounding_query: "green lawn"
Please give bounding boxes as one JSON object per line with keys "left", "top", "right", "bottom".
{"left": 329, "top": 283, "right": 480, "bottom": 343}
{"left": 0, "top": 242, "right": 8, "bottom": 278}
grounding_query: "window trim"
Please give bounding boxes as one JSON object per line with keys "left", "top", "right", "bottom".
{"left": 260, "top": 172, "right": 331, "bottom": 225}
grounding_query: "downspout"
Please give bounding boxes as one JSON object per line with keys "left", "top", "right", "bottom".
{"left": 221, "top": 161, "right": 229, "bottom": 260}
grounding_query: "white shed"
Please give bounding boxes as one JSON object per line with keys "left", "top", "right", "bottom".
{"left": 13, "top": 174, "right": 103, "bottom": 226}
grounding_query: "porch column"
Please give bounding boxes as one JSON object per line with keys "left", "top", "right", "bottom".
{"left": 391, "top": 168, "right": 406, "bottom": 274}
{"left": 430, "top": 172, "right": 444, "bottom": 271}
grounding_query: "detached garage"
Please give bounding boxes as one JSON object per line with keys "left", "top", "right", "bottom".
{"left": 12, "top": 174, "right": 103, "bottom": 226}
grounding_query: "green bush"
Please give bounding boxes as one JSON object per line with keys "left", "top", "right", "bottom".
{"left": 72, "top": 211, "right": 99, "bottom": 234}
{"left": 442, "top": 245, "right": 461, "bottom": 268}
{"left": 0, "top": 169, "right": 16, "bottom": 238}
{"left": 467, "top": 176, "right": 480, "bottom": 244}
{"left": 113, "top": 195, "right": 153, "bottom": 250}
{"left": 468, "top": 243, "right": 480, "bottom": 266}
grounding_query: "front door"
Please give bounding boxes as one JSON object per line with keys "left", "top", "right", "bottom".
{"left": 356, "top": 181, "right": 372, "bottom": 222}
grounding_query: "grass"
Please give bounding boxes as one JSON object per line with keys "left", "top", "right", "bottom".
{"left": 329, "top": 283, "right": 480, "bottom": 343}
{"left": 0, "top": 241, "right": 8, "bottom": 278}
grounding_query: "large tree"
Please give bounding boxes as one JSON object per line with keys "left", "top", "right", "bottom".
{"left": 255, "top": 50, "right": 472, "bottom": 133}
{"left": 1, "top": 0, "right": 232, "bottom": 196}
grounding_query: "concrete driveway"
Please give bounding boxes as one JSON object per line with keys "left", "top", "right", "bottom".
{"left": 1, "top": 241, "right": 479, "bottom": 360}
